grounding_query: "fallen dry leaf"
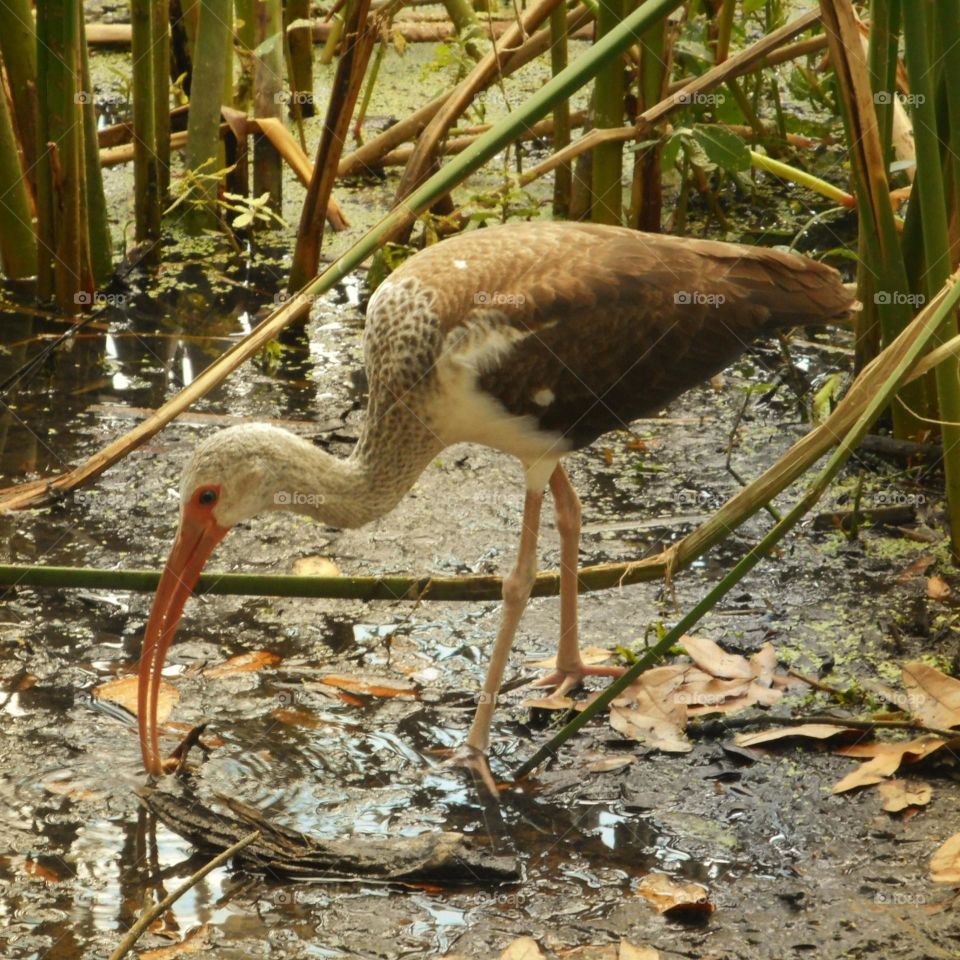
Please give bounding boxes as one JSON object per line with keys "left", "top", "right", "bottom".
{"left": 927, "top": 576, "right": 952, "bottom": 601}
{"left": 611, "top": 666, "right": 690, "bottom": 753}
{"left": 292, "top": 556, "right": 341, "bottom": 577}
{"left": 141, "top": 925, "right": 211, "bottom": 959}
{"left": 204, "top": 650, "right": 282, "bottom": 678}
{"left": 529, "top": 646, "right": 614, "bottom": 669}
{"left": 318, "top": 675, "right": 417, "bottom": 699}
{"left": 930, "top": 833, "right": 960, "bottom": 884}
{"left": 94, "top": 676, "right": 179, "bottom": 723}
{"left": 584, "top": 754, "right": 636, "bottom": 774}
{"left": 523, "top": 694, "right": 577, "bottom": 711}
{"left": 557, "top": 942, "right": 656, "bottom": 960}
{"left": 680, "top": 634, "right": 753, "bottom": 679}
{"left": 500, "top": 937, "right": 546, "bottom": 960}
{"left": 879, "top": 778, "right": 932, "bottom": 812}
{"left": 736, "top": 723, "right": 858, "bottom": 748}
{"left": 902, "top": 661, "right": 960, "bottom": 728}
{"left": 618, "top": 944, "right": 658, "bottom": 960}
{"left": 610, "top": 706, "right": 691, "bottom": 753}
{"left": 833, "top": 736, "right": 951, "bottom": 793}
{"left": 750, "top": 643, "right": 778, "bottom": 685}
{"left": 896, "top": 554, "right": 935, "bottom": 583}
{"left": 637, "top": 873, "right": 713, "bottom": 916}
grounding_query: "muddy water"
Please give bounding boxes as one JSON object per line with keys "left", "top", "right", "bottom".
{"left": 3, "top": 21, "right": 960, "bottom": 960}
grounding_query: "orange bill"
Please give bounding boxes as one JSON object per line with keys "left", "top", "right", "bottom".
{"left": 137, "top": 495, "right": 228, "bottom": 776}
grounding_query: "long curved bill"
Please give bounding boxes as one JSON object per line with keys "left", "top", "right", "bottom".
{"left": 138, "top": 503, "right": 228, "bottom": 776}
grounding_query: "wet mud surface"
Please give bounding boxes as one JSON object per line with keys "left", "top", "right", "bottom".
{"left": 3, "top": 13, "right": 960, "bottom": 960}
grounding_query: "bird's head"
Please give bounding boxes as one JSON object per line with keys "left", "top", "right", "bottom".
{"left": 137, "top": 424, "right": 331, "bottom": 776}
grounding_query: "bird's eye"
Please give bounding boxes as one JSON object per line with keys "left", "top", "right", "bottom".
{"left": 198, "top": 488, "right": 218, "bottom": 506}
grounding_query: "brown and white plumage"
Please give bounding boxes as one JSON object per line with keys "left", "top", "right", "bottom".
{"left": 137, "top": 221, "right": 853, "bottom": 781}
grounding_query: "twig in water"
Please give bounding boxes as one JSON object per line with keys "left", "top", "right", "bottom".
{"left": 107, "top": 829, "right": 260, "bottom": 960}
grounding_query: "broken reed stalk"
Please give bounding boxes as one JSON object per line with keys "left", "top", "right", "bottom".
{"left": 152, "top": 0, "right": 171, "bottom": 199}
{"left": 591, "top": 0, "right": 626, "bottom": 225}
{"left": 513, "top": 266, "right": 960, "bottom": 781}
{"left": 0, "top": 0, "right": 39, "bottom": 196}
{"left": 629, "top": 14, "right": 669, "bottom": 230}
{"left": 0, "top": 0, "right": 685, "bottom": 513}
{"left": 130, "top": 0, "right": 161, "bottom": 246}
{"left": 857, "top": 0, "right": 899, "bottom": 368}
{"left": 36, "top": 0, "right": 90, "bottom": 309}
{"left": 284, "top": 0, "right": 315, "bottom": 117}
{"left": 901, "top": 1, "right": 960, "bottom": 563}
{"left": 184, "top": 0, "right": 232, "bottom": 231}
{"left": 253, "top": 0, "right": 284, "bottom": 212}
{"left": 819, "top": 0, "right": 924, "bottom": 440}
{"left": 6, "top": 324, "right": 960, "bottom": 600}
{"left": 106, "top": 830, "right": 260, "bottom": 960}
{"left": 549, "top": 2, "right": 572, "bottom": 216}
{"left": 0, "top": 58, "right": 37, "bottom": 279}
{"left": 288, "top": 0, "right": 376, "bottom": 289}
{"left": 79, "top": 21, "right": 113, "bottom": 283}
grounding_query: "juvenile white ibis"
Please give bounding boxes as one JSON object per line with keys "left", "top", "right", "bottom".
{"left": 137, "top": 221, "right": 852, "bottom": 778}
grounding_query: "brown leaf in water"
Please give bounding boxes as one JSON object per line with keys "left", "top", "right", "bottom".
{"left": 292, "top": 555, "right": 341, "bottom": 577}
{"left": 141, "top": 925, "right": 211, "bottom": 959}
{"left": 522, "top": 695, "right": 577, "bottom": 711}
{"left": 204, "top": 650, "right": 282, "bottom": 678}
{"left": 43, "top": 777, "right": 105, "bottom": 802}
{"left": 529, "top": 646, "right": 614, "bottom": 669}
{"left": 927, "top": 576, "right": 952, "bottom": 601}
{"left": 896, "top": 554, "right": 935, "bottom": 583}
{"left": 879, "top": 778, "right": 932, "bottom": 812}
{"left": 832, "top": 736, "right": 951, "bottom": 793}
{"left": 318, "top": 675, "right": 418, "bottom": 699}
{"left": 930, "top": 833, "right": 960, "bottom": 884}
{"left": 636, "top": 873, "right": 713, "bottom": 916}
{"left": 584, "top": 754, "right": 636, "bottom": 774}
{"left": 680, "top": 634, "right": 753, "bottom": 679}
{"left": 94, "top": 676, "right": 179, "bottom": 723}
{"left": 611, "top": 665, "right": 690, "bottom": 752}
{"left": 500, "top": 937, "right": 546, "bottom": 960}
{"left": 736, "top": 723, "right": 858, "bottom": 748}
{"left": 901, "top": 661, "right": 960, "bottom": 728}
{"left": 22, "top": 859, "right": 66, "bottom": 883}
{"left": 271, "top": 707, "right": 323, "bottom": 728}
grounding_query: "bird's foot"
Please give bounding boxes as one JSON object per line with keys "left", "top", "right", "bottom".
{"left": 446, "top": 742, "right": 502, "bottom": 797}
{"left": 532, "top": 662, "right": 626, "bottom": 698}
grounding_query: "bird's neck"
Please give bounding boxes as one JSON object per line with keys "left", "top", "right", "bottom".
{"left": 276, "top": 415, "right": 441, "bottom": 529}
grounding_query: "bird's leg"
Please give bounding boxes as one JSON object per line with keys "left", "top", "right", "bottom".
{"left": 533, "top": 464, "right": 626, "bottom": 696}
{"left": 455, "top": 487, "right": 544, "bottom": 787}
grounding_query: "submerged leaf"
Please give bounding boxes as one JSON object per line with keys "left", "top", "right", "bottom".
{"left": 318, "top": 675, "right": 418, "bottom": 699}
{"left": 94, "top": 675, "right": 179, "bottom": 723}
{"left": 204, "top": 650, "right": 282, "bottom": 678}
{"left": 637, "top": 873, "right": 713, "bottom": 916}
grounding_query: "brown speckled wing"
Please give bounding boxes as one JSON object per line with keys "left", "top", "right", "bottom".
{"left": 386, "top": 221, "right": 852, "bottom": 450}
